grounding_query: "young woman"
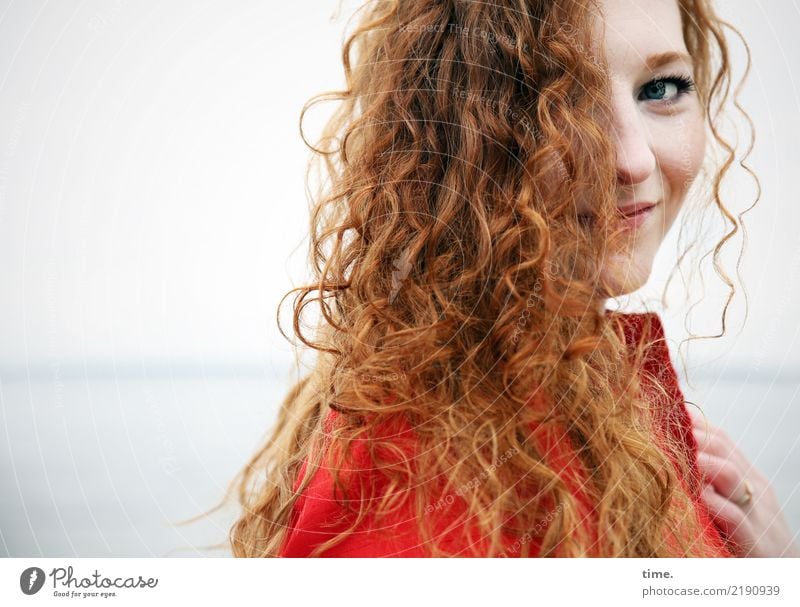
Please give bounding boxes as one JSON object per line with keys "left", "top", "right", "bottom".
{"left": 231, "top": 0, "right": 800, "bottom": 557}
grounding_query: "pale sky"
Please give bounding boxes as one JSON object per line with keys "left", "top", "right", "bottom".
{"left": 0, "top": 0, "right": 798, "bottom": 380}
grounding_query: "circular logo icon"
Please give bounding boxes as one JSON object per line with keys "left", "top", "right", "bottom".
{"left": 20, "top": 567, "right": 46, "bottom": 595}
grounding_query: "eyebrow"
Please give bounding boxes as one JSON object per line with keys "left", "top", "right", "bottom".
{"left": 644, "top": 51, "right": 693, "bottom": 71}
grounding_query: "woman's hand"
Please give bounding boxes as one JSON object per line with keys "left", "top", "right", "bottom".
{"left": 688, "top": 409, "right": 800, "bottom": 557}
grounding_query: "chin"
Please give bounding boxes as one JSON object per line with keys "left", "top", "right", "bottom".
{"left": 601, "top": 252, "right": 655, "bottom": 297}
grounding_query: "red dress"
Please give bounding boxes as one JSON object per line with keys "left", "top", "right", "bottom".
{"left": 279, "top": 312, "right": 735, "bottom": 557}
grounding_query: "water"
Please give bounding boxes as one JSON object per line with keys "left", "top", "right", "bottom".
{"left": 1, "top": 370, "right": 798, "bottom": 557}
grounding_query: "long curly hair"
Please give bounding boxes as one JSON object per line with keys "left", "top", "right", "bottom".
{"left": 230, "top": 0, "right": 754, "bottom": 557}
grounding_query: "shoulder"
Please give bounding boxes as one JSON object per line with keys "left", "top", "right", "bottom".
{"left": 280, "top": 408, "right": 427, "bottom": 557}
{"left": 281, "top": 408, "right": 527, "bottom": 557}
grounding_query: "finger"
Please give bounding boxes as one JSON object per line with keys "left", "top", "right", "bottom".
{"left": 692, "top": 424, "right": 740, "bottom": 461}
{"left": 692, "top": 425, "right": 753, "bottom": 479}
{"left": 686, "top": 407, "right": 709, "bottom": 430}
{"left": 699, "top": 485, "right": 753, "bottom": 548}
{"left": 695, "top": 452, "right": 751, "bottom": 504}
{"left": 692, "top": 424, "right": 723, "bottom": 456}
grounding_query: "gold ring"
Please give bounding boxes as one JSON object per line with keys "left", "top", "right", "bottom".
{"left": 734, "top": 479, "right": 754, "bottom": 507}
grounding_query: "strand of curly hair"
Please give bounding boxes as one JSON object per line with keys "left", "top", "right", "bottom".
{"left": 228, "top": 0, "right": 753, "bottom": 558}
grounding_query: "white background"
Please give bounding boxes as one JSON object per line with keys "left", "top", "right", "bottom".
{"left": 0, "top": 0, "right": 798, "bottom": 556}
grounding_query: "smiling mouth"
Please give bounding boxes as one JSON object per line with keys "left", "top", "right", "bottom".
{"left": 576, "top": 203, "right": 658, "bottom": 227}
{"left": 617, "top": 202, "right": 657, "bottom": 217}
{"left": 617, "top": 203, "right": 658, "bottom": 230}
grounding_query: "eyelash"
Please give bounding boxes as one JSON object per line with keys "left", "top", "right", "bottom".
{"left": 639, "top": 73, "right": 696, "bottom": 103}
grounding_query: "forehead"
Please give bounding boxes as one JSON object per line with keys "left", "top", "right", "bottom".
{"left": 593, "top": 0, "right": 689, "bottom": 69}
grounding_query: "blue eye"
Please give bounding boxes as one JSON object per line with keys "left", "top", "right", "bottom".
{"left": 638, "top": 74, "right": 696, "bottom": 102}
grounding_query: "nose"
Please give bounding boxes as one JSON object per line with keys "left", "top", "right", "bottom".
{"left": 611, "top": 96, "right": 656, "bottom": 186}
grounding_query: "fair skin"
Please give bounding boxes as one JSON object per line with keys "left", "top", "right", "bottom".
{"left": 595, "top": 0, "right": 800, "bottom": 557}
{"left": 590, "top": 0, "right": 706, "bottom": 295}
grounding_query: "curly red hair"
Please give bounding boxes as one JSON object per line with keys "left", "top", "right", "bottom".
{"left": 229, "top": 0, "right": 753, "bottom": 557}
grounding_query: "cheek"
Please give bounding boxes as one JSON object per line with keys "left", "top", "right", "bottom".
{"left": 657, "top": 111, "right": 706, "bottom": 202}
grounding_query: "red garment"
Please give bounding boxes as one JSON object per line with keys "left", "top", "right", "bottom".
{"left": 279, "top": 311, "right": 735, "bottom": 557}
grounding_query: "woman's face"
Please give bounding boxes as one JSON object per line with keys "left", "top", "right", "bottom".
{"left": 591, "top": 0, "right": 706, "bottom": 297}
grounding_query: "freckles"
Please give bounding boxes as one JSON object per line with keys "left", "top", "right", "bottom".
{"left": 673, "top": 112, "right": 706, "bottom": 192}
{"left": 650, "top": 111, "right": 705, "bottom": 202}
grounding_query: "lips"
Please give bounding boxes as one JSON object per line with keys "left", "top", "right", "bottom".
{"left": 576, "top": 202, "right": 658, "bottom": 227}
{"left": 618, "top": 202, "right": 657, "bottom": 229}
{"left": 617, "top": 202, "right": 657, "bottom": 217}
